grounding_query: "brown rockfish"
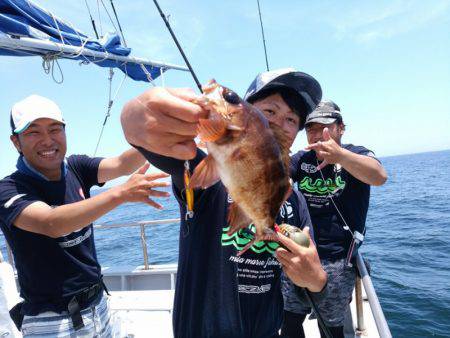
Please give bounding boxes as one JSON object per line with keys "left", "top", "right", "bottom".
{"left": 190, "top": 80, "right": 292, "bottom": 249}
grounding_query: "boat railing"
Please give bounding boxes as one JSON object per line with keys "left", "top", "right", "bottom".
{"left": 0, "top": 219, "right": 392, "bottom": 337}
{"left": 0, "top": 218, "right": 181, "bottom": 271}
{"left": 356, "top": 251, "right": 392, "bottom": 338}
{"left": 93, "top": 218, "right": 181, "bottom": 270}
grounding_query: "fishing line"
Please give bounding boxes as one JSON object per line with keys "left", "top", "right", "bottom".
{"left": 316, "top": 159, "right": 365, "bottom": 267}
{"left": 316, "top": 159, "right": 354, "bottom": 237}
{"left": 152, "top": 0, "right": 203, "bottom": 94}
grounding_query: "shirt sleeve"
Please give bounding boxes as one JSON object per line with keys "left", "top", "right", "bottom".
{"left": 68, "top": 155, "right": 104, "bottom": 190}
{"left": 0, "top": 179, "right": 40, "bottom": 230}
{"left": 345, "top": 144, "right": 380, "bottom": 163}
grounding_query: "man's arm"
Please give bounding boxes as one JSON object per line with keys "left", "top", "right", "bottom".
{"left": 338, "top": 149, "right": 387, "bottom": 186}
{"left": 306, "top": 128, "right": 387, "bottom": 186}
{"left": 13, "top": 163, "right": 170, "bottom": 238}
{"left": 98, "top": 148, "right": 146, "bottom": 183}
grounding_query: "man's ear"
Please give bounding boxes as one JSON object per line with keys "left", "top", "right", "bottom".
{"left": 10, "top": 134, "right": 22, "bottom": 153}
{"left": 339, "top": 123, "right": 345, "bottom": 136}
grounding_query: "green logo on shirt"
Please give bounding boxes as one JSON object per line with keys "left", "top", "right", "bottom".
{"left": 299, "top": 176, "right": 346, "bottom": 195}
{"left": 221, "top": 224, "right": 280, "bottom": 254}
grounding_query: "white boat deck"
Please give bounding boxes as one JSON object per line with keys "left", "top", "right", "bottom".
{"left": 1, "top": 261, "right": 381, "bottom": 338}
{"left": 110, "top": 290, "right": 174, "bottom": 337}
{"left": 109, "top": 288, "right": 379, "bottom": 338}
{"left": 1, "top": 261, "right": 384, "bottom": 338}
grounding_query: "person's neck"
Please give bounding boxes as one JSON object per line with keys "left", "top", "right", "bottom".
{"left": 22, "top": 157, "right": 62, "bottom": 181}
{"left": 43, "top": 169, "right": 62, "bottom": 181}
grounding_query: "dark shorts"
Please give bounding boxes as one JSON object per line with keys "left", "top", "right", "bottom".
{"left": 282, "top": 257, "right": 356, "bottom": 327}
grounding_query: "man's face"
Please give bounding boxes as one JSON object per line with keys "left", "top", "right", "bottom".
{"left": 11, "top": 118, "right": 67, "bottom": 179}
{"left": 305, "top": 121, "right": 344, "bottom": 145}
{"left": 252, "top": 93, "right": 300, "bottom": 147}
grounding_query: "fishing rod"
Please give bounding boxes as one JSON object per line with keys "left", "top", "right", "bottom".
{"left": 256, "top": 0, "right": 269, "bottom": 71}
{"left": 151, "top": 0, "right": 202, "bottom": 221}
{"left": 84, "top": 0, "right": 100, "bottom": 39}
{"left": 109, "top": 0, "right": 127, "bottom": 47}
{"left": 152, "top": 0, "right": 203, "bottom": 94}
{"left": 304, "top": 289, "right": 333, "bottom": 338}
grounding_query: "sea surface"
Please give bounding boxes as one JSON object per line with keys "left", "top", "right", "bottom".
{"left": 1, "top": 150, "right": 450, "bottom": 337}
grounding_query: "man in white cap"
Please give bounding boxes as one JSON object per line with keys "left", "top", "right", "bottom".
{"left": 0, "top": 95, "right": 171, "bottom": 336}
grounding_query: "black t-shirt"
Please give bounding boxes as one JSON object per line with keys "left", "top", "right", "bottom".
{"left": 291, "top": 144, "right": 378, "bottom": 259}
{"left": 138, "top": 148, "right": 311, "bottom": 338}
{"left": 0, "top": 155, "right": 104, "bottom": 315}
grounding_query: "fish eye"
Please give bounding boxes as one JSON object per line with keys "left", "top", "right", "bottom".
{"left": 223, "top": 90, "right": 241, "bottom": 105}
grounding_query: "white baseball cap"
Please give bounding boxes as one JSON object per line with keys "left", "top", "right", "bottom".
{"left": 11, "top": 95, "right": 65, "bottom": 134}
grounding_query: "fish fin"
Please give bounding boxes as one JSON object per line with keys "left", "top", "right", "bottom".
{"left": 227, "top": 202, "right": 252, "bottom": 235}
{"left": 237, "top": 238, "right": 256, "bottom": 256}
{"left": 190, "top": 155, "right": 220, "bottom": 189}
{"left": 197, "top": 140, "right": 207, "bottom": 149}
{"left": 202, "top": 79, "right": 218, "bottom": 94}
{"left": 269, "top": 121, "right": 291, "bottom": 172}
{"left": 198, "top": 118, "right": 227, "bottom": 142}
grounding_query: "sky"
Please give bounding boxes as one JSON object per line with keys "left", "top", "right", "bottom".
{"left": 1, "top": 0, "right": 449, "bottom": 181}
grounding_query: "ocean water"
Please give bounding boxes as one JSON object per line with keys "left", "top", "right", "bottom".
{"left": 1, "top": 149, "right": 449, "bottom": 337}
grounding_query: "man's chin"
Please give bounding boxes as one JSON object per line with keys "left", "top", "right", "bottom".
{"left": 29, "top": 156, "right": 63, "bottom": 171}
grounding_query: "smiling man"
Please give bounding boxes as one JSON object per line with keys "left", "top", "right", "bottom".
{"left": 120, "top": 69, "right": 329, "bottom": 337}
{"left": 0, "top": 94, "right": 170, "bottom": 337}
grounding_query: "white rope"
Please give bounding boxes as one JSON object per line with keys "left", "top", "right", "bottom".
{"left": 42, "top": 55, "right": 64, "bottom": 83}
{"left": 139, "top": 63, "right": 156, "bottom": 85}
{"left": 99, "top": 0, "right": 119, "bottom": 34}
{"left": 160, "top": 67, "right": 165, "bottom": 87}
{"left": 93, "top": 70, "right": 128, "bottom": 156}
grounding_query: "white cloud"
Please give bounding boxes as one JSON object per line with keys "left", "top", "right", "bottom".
{"left": 322, "top": 0, "right": 450, "bottom": 43}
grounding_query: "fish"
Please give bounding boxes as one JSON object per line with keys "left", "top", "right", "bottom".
{"left": 189, "top": 80, "right": 292, "bottom": 250}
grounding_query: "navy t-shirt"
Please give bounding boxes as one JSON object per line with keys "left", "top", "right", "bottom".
{"left": 291, "top": 144, "right": 378, "bottom": 260}
{"left": 0, "top": 155, "right": 104, "bottom": 315}
{"left": 137, "top": 148, "right": 311, "bottom": 338}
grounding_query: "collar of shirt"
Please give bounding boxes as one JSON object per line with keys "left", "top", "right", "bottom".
{"left": 16, "top": 155, "right": 68, "bottom": 181}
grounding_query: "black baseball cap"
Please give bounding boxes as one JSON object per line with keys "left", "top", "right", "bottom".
{"left": 305, "top": 100, "right": 342, "bottom": 126}
{"left": 244, "top": 68, "right": 322, "bottom": 130}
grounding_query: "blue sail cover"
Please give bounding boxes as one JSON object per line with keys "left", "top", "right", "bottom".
{"left": 0, "top": 0, "right": 167, "bottom": 81}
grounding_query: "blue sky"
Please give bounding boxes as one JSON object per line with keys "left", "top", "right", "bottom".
{"left": 1, "top": 0, "right": 449, "bottom": 180}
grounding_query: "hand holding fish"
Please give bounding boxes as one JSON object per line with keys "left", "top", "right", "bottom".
{"left": 121, "top": 87, "right": 207, "bottom": 160}
{"left": 305, "top": 127, "right": 344, "bottom": 170}
{"left": 275, "top": 228, "right": 327, "bottom": 292}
